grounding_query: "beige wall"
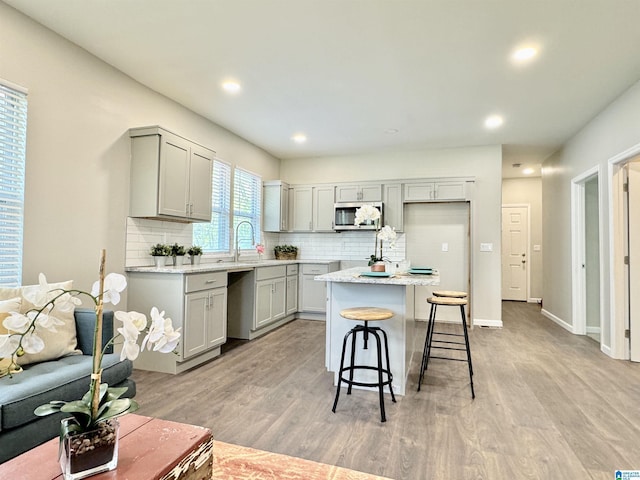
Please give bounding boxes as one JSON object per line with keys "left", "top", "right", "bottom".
{"left": 281, "top": 145, "right": 503, "bottom": 324}
{"left": 0, "top": 3, "right": 280, "bottom": 296}
{"left": 542, "top": 76, "right": 640, "bottom": 355}
{"left": 502, "top": 177, "right": 543, "bottom": 300}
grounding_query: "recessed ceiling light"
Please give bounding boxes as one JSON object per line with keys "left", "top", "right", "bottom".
{"left": 292, "top": 133, "right": 307, "bottom": 144}
{"left": 523, "top": 168, "right": 534, "bottom": 175}
{"left": 484, "top": 115, "right": 504, "bottom": 129}
{"left": 512, "top": 46, "right": 538, "bottom": 63}
{"left": 222, "top": 81, "right": 241, "bottom": 94}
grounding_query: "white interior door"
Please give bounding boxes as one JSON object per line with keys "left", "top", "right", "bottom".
{"left": 628, "top": 161, "right": 640, "bottom": 362}
{"left": 501, "top": 206, "right": 528, "bottom": 301}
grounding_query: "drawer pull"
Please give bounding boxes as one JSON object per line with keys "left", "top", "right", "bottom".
{"left": 205, "top": 279, "right": 217, "bottom": 284}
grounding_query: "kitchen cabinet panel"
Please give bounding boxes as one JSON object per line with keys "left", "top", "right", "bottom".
{"left": 313, "top": 185, "right": 335, "bottom": 231}
{"left": 335, "top": 183, "right": 382, "bottom": 202}
{"left": 383, "top": 183, "right": 403, "bottom": 232}
{"left": 403, "top": 181, "right": 467, "bottom": 202}
{"left": 298, "top": 262, "right": 340, "bottom": 316}
{"left": 290, "top": 186, "right": 313, "bottom": 231}
{"left": 263, "top": 180, "right": 289, "bottom": 232}
{"left": 129, "top": 126, "right": 213, "bottom": 222}
{"left": 127, "top": 270, "right": 227, "bottom": 373}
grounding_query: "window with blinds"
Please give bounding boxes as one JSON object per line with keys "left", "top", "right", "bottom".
{"left": 233, "top": 167, "right": 261, "bottom": 250}
{"left": 0, "top": 82, "right": 27, "bottom": 287}
{"left": 193, "top": 159, "right": 231, "bottom": 253}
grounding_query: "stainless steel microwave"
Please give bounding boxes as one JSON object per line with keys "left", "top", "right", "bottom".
{"left": 333, "top": 202, "right": 383, "bottom": 231}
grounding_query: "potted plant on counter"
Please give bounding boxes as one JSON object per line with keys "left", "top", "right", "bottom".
{"left": 170, "top": 243, "right": 187, "bottom": 267}
{"left": 354, "top": 205, "right": 397, "bottom": 271}
{"left": 149, "top": 244, "right": 171, "bottom": 268}
{"left": 274, "top": 245, "right": 298, "bottom": 260}
{"left": 187, "top": 245, "right": 203, "bottom": 265}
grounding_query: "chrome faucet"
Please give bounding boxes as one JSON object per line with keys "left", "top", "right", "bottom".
{"left": 234, "top": 220, "right": 255, "bottom": 262}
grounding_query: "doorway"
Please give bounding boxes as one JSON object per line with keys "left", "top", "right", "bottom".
{"left": 501, "top": 205, "right": 529, "bottom": 301}
{"left": 625, "top": 159, "right": 640, "bottom": 361}
{"left": 571, "top": 167, "right": 603, "bottom": 340}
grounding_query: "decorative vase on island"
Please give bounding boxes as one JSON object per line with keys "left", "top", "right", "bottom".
{"left": 191, "top": 254, "right": 202, "bottom": 265}
{"left": 173, "top": 255, "right": 185, "bottom": 267}
{"left": 59, "top": 418, "right": 119, "bottom": 480}
{"left": 371, "top": 261, "right": 386, "bottom": 272}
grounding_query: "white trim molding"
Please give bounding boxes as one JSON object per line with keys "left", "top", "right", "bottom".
{"left": 541, "top": 308, "right": 574, "bottom": 333}
{"left": 474, "top": 318, "right": 503, "bottom": 328}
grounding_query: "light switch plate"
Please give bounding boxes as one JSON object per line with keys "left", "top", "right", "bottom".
{"left": 480, "top": 243, "right": 493, "bottom": 252}
{"left": 442, "top": 243, "right": 449, "bottom": 252}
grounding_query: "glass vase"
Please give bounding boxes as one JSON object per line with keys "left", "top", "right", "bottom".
{"left": 59, "top": 418, "right": 119, "bottom": 480}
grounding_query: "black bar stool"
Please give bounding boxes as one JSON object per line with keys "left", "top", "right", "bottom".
{"left": 417, "top": 295, "right": 475, "bottom": 398}
{"left": 332, "top": 307, "right": 396, "bottom": 422}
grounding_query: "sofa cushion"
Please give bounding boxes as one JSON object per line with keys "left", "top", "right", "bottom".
{"left": 18, "top": 280, "right": 82, "bottom": 366}
{"left": 0, "top": 280, "right": 82, "bottom": 367}
{"left": 0, "top": 353, "right": 133, "bottom": 431}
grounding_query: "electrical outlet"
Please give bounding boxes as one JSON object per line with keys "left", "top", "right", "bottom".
{"left": 533, "top": 244, "right": 541, "bottom": 252}
{"left": 480, "top": 243, "right": 493, "bottom": 252}
{"left": 442, "top": 243, "right": 449, "bottom": 252}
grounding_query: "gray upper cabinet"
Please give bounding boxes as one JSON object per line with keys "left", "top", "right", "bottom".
{"left": 335, "top": 183, "right": 382, "bottom": 202}
{"left": 313, "top": 185, "right": 335, "bottom": 231}
{"left": 403, "top": 181, "right": 467, "bottom": 202}
{"left": 290, "top": 185, "right": 313, "bottom": 231}
{"left": 383, "top": 183, "right": 403, "bottom": 232}
{"left": 263, "top": 180, "right": 289, "bottom": 232}
{"left": 129, "top": 126, "right": 213, "bottom": 222}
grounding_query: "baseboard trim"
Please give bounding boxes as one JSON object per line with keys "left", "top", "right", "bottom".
{"left": 474, "top": 318, "right": 503, "bottom": 328}
{"left": 528, "top": 297, "right": 542, "bottom": 304}
{"left": 541, "top": 308, "right": 574, "bottom": 333}
{"left": 601, "top": 343, "right": 612, "bottom": 357}
{"left": 586, "top": 326, "right": 601, "bottom": 335}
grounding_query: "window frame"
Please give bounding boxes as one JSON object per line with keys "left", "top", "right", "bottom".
{"left": 0, "top": 79, "right": 27, "bottom": 287}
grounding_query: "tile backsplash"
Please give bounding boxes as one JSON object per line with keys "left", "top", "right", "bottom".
{"left": 125, "top": 217, "right": 406, "bottom": 267}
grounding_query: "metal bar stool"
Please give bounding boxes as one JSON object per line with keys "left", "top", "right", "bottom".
{"left": 332, "top": 307, "right": 396, "bottom": 422}
{"left": 417, "top": 295, "right": 475, "bottom": 398}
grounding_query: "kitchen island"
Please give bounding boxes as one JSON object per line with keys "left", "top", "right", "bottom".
{"left": 315, "top": 267, "right": 440, "bottom": 395}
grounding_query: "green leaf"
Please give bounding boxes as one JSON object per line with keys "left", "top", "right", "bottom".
{"left": 34, "top": 403, "right": 64, "bottom": 416}
{"left": 105, "top": 387, "right": 128, "bottom": 402}
{"left": 98, "top": 399, "right": 132, "bottom": 420}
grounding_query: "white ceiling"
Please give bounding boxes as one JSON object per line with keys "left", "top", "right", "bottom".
{"left": 5, "top": 0, "right": 640, "bottom": 178}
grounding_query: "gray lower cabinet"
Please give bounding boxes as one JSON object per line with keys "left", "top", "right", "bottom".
{"left": 298, "top": 262, "right": 340, "bottom": 318}
{"left": 127, "top": 270, "right": 227, "bottom": 374}
{"left": 228, "top": 264, "right": 296, "bottom": 340}
{"left": 286, "top": 264, "right": 299, "bottom": 316}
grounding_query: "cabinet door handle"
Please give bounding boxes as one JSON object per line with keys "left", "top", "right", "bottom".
{"left": 186, "top": 203, "right": 190, "bottom": 215}
{"left": 205, "top": 279, "right": 217, "bottom": 284}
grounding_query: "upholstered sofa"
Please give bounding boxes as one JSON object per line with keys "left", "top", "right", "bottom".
{"left": 0, "top": 309, "right": 136, "bottom": 463}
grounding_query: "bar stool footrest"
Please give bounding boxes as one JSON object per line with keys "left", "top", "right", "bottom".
{"left": 338, "top": 365, "right": 394, "bottom": 390}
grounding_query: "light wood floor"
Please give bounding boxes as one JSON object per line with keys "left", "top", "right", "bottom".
{"left": 131, "top": 302, "right": 640, "bottom": 479}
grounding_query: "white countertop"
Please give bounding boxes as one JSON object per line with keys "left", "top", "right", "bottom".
{"left": 315, "top": 266, "right": 440, "bottom": 286}
{"left": 126, "top": 259, "right": 339, "bottom": 274}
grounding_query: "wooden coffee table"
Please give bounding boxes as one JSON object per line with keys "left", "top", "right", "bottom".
{"left": 0, "top": 414, "right": 213, "bottom": 480}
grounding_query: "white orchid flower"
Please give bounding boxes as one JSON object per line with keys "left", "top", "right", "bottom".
{"left": 91, "top": 273, "right": 127, "bottom": 305}
{"left": 22, "top": 273, "right": 51, "bottom": 308}
{"left": 142, "top": 307, "right": 180, "bottom": 353}
{"left": 3, "top": 312, "right": 30, "bottom": 334}
{"left": 21, "top": 331, "right": 45, "bottom": 354}
{"left": 55, "top": 293, "right": 82, "bottom": 313}
{"left": 119, "top": 337, "right": 141, "bottom": 361}
{"left": 354, "top": 204, "right": 381, "bottom": 226}
{"left": 377, "top": 225, "right": 397, "bottom": 248}
{"left": 152, "top": 319, "right": 181, "bottom": 353}
{"left": 0, "top": 334, "right": 19, "bottom": 357}
{"left": 27, "top": 310, "right": 64, "bottom": 333}
{"left": 115, "top": 311, "right": 147, "bottom": 332}
{"left": 116, "top": 312, "right": 145, "bottom": 361}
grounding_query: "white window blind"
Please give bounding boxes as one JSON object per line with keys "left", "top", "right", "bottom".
{"left": 233, "top": 167, "right": 261, "bottom": 250}
{"left": 193, "top": 159, "right": 231, "bottom": 253}
{"left": 0, "top": 82, "right": 27, "bottom": 287}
